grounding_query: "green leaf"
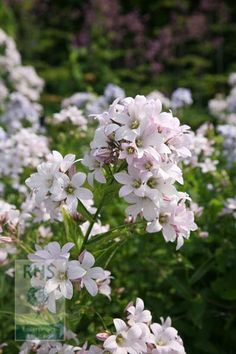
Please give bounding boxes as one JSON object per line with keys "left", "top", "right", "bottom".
{"left": 77, "top": 200, "right": 94, "bottom": 223}
{"left": 189, "top": 257, "right": 214, "bottom": 285}
{"left": 94, "top": 241, "right": 126, "bottom": 268}
{"left": 62, "top": 208, "right": 84, "bottom": 252}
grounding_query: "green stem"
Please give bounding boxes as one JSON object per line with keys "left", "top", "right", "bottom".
{"left": 81, "top": 162, "right": 127, "bottom": 248}
{"left": 77, "top": 200, "right": 94, "bottom": 222}
{"left": 82, "top": 194, "right": 106, "bottom": 248}
{"left": 87, "top": 220, "right": 146, "bottom": 245}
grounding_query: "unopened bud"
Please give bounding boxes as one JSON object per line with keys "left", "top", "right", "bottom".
{"left": 71, "top": 211, "right": 86, "bottom": 223}
{"left": 68, "top": 164, "right": 77, "bottom": 179}
{"left": 199, "top": 231, "right": 209, "bottom": 238}
{"left": 96, "top": 332, "right": 110, "bottom": 341}
{"left": 124, "top": 216, "right": 134, "bottom": 224}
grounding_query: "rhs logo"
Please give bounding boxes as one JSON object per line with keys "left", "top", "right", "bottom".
{"left": 15, "top": 260, "right": 65, "bottom": 341}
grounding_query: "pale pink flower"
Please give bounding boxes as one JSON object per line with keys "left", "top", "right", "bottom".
{"left": 78, "top": 251, "right": 106, "bottom": 296}
{"left": 126, "top": 298, "right": 152, "bottom": 325}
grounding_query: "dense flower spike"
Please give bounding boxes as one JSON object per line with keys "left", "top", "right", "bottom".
{"left": 84, "top": 95, "right": 197, "bottom": 248}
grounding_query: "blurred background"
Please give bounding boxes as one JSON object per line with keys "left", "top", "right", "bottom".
{"left": 1, "top": 0, "right": 236, "bottom": 104}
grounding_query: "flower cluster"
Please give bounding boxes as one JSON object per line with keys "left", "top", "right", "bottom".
{"left": 1, "top": 92, "right": 42, "bottom": 133}
{"left": 221, "top": 197, "right": 236, "bottom": 219}
{"left": 208, "top": 72, "right": 236, "bottom": 122}
{"left": 170, "top": 88, "right": 193, "bottom": 109}
{"left": 208, "top": 73, "right": 236, "bottom": 165}
{"left": 84, "top": 95, "right": 197, "bottom": 249}
{"left": 80, "top": 220, "right": 110, "bottom": 240}
{"left": 90, "top": 298, "right": 186, "bottom": 354}
{"left": 20, "top": 341, "right": 79, "bottom": 354}
{"left": 0, "top": 80, "right": 8, "bottom": 106}
{"left": 0, "top": 199, "right": 29, "bottom": 265}
{"left": 186, "top": 123, "right": 218, "bottom": 173}
{"left": 25, "top": 150, "right": 93, "bottom": 219}
{"left": 18, "top": 298, "right": 185, "bottom": 354}
{"left": 218, "top": 124, "right": 236, "bottom": 166}
{"left": 19, "top": 329, "right": 80, "bottom": 354}
{"left": 0, "top": 29, "right": 21, "bottom": 71}
{"left": 144, "top": 88, "right": 193, "bottom": 111}
{"left": 0, "top": 128, "right": 49, "bottom": 183}
{"left": 0, "top": 29, "right": 44, "bottom": 132}
{"left": 9, "top": 65, "right": 44, "bottom": 102}
{"left": 62, "top": 84, "right": 125, "bottom": 118}
{"left": 28, "top": 242, "right": 112, "bottom": 312}
{"left": 147, "top": 91, "right": 170, "bottom": 109}
{"left": 53, "top": 105, "right": 87, "bottom": 129}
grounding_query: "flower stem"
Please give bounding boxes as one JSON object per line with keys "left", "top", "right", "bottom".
{"left": 82, "top": 194, "right": 106, "bottom": 248}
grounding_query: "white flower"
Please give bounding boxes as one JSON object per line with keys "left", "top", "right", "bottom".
{"left": 0, "top": 80, "right": 8, "bottom": 104}
{"left": 1, "top": 92, "right": 41, "bottom": 132}
{"left": 208, "top": 95, "right": 227, "bottom": 119}
{"left": 171, "top": 88, "right": 193, "bottom": 109}
{"left": 28, "top": 241, "right": 75, "bottom": 262}
{"left": 38, "top": 225, "right": 53, "bottom": 240}
{"left": 114, "top": 167, "right": 148, "bottom": 198}
{"left": 147, "top": 91, "right": 170, "bottom": 108}
{"left": 0, "top": 29, "right": 21, "bottom": 70}
{"left": 124, "top": 194, "right": 159, "bottom": 221}
{"left": 51, "top": 172, "right": 93, "bottom": 211}
{"left": 53, "top": 106, "right": 87, "bottom": 129}
{"left": 48, "top": 150, "right": 76, "bottom": 173}
{"left": 82, "top": 153, "right": 106, "bottom": 186}
{"left": 150, "top": 317, "right": 186, "bottom": 354}
{"left": 10, "top": 65, "right": 44, "bottom": 101}
{"left": 228, "top": 72, "right": 236, "bottom": 87}
{"left": 97, "top": 270, "right": 113, "bottom": 299}
{"left": 221, "top": 197, "right": 236, "bottom": 218}
{"left": 133, "top": 120, "right": 169, "bottom": 160}
{"left": 25, "top": 161, "right": 60, "bottom": 203}
{"left": 25, "top": 151, "right": 93, "bottom": 219}
{"left": 103, "top": 319, "right": 147, "bottom": 354}
{"left": 80, "top": 221, "right": 109, "bottom": 240}
{"left": 38, "top": 342, "right": 80, "bottom": 354}
{"left": 104, "top": 84, "right": 125, "bottom": 102}
{"left": 147, "top": 198, "right": 197, "bottom": 249}
{"left": 44, "top": 259, "right": 86, "bottom": 300}
{"left": 126, "top": 298, "right": 152, "bottom": 325}
{"left": 78, "top": 251, "right": 106, "bottom": 296}
{"left": 198, "top": 158, "right": 218, "bottom": 173}
{"left": 0, "top": 128, "right": 49, "bottom": 181}
{"left": 62, "top": 92, "right": 96, "bottom": 109}
{"left": 28, "top": 242, "right": 87, "bottom": 312}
